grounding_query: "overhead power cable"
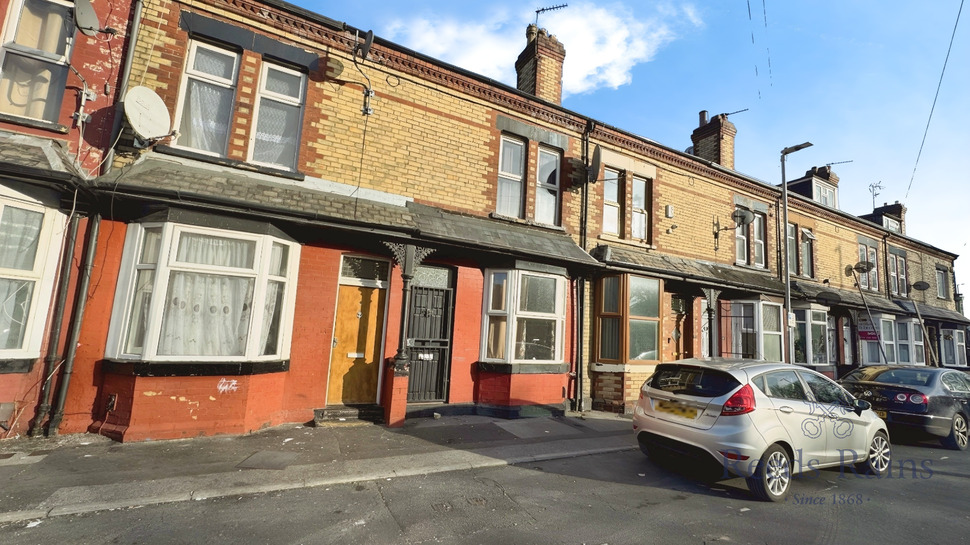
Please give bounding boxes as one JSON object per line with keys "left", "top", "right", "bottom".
{"left": 906, "top": 0, "right": 964, "bottom": 198}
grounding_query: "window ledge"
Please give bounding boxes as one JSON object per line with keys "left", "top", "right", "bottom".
{"left": 487, "top": 212, "right": 566, "bottom": 232}
{"left": 102, "top": 359, "right": 289, "bottom": 377}
{"left": 596, "top": 234, "right": 653, "bottom": 250}
{"left": 0, "top": 358, "right": 37, "bottom": 374}
{"left": 733, "top": 262, "right": 770, "bottom": 273}
{"left": 156, "top": 145, "right": 305, "bottom": 181}
{"left": 0, "top": 112, "right": 69, "bottom": 134}
{"left": 477, "top": 361, "right": 569, "bottom": 374}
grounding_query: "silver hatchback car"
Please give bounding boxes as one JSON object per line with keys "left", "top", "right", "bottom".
{"left": 633, "top": 358, "right": 891, "bottom": 502}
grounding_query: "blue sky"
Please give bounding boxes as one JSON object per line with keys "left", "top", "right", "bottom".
{"left": 303, "top": 0, "right": 969, "bottom": 301}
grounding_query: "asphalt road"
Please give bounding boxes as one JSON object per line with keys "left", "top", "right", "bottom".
{"left": 1, "top": 439, "right": 968, "bottom": 545}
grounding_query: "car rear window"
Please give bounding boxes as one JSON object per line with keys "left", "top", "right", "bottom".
{"left": 843, "top": 367, "right": 934, "bottom": 386}
{"left": 649, "top": 365, "right": 741, "bottom": 398}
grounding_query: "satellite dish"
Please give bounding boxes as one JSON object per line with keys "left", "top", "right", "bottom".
{"left": 74, "top": 0, "right": 100, "bottom": 36}
{"left": 588, "top": 145, "right": 602, "bottom": 182}
{"left": 912, "top": 281, "right": 931, "bottom": 292}
{"left": 815, "top": 291, "right": 842, "bottom": 306}
{"left": 731, "top": 208, "right": 754, "bottom": 227}
{"left": 123, "top": 86, "right": 171, "bottom": 141}
{"left": 354, "top": 30, "right": 374, "bottom": 61}
{"left": 853, "top": 261, "right": 874, "bottom": 274}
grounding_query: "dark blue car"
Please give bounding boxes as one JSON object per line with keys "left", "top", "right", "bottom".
{"left": 840, "top": 366, "right": 970, "bottom": 450}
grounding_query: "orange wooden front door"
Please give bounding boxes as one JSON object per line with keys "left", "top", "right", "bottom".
{"left": 328, "top": 284, "right": 386, "bottom": 405}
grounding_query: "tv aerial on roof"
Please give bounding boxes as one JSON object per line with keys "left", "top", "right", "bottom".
{"left": 123, "top": 86, "right": 173, "bottom": 147}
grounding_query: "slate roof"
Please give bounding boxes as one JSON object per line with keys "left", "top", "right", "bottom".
{"left": 894, "top": 300, "right": 969, "bottom": 325}
{"left": 0, "top": 129, "right": 85, "bottom": 182}
{"left": 96, "top": 154, "right": 599, "bottom": 267}
{"left": 598, "top": 244, "right": 786, "bottom": 295}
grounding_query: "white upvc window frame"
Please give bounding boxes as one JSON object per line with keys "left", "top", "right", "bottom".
{"left": 861, "top": 314, "right": 896, "bottom": 365}
{"left": 730, "top": 300, "right": 783, "bottom": 362}
{"left": 894, "top": 319, "right": 925, "bottom": 365}
{"left": 602, "top": 167, "right": 620, "bottom": 236}
{"left": 888, "top": 254, "right": 908, "bottom": 297}
{"left": 814, "top": 181, "right": 837, "bottom": 208}
{"left": 0, "top": 0, "right": 75, "bottom": 123}
{"left": 792, "top": 305, "right": 829, "bottom": 365}
{"left": 172, "top": 40, "right": 241, "bottom": 157}
{"left": 786, "top": 223, "right": 797, "bottom": 275}
{"left": 535, "top": 147, "right": 561, "bottom": 226}
{"left": 631, "top": 175, "right": 648, "bottom": 241}
{"left": 858, "top": 243, "right": 879, "bottom": 291}
{"left": 883, "top": 217, "right": 901, "bottom": 233}
{"left": 0, "top": 189, "right": 64, "bottom": 358}
{"left": 799, "top": 227, "right": 814, "bottom": 278}
{"left": 735, "top": 212, "right": 748, "bottom": 264}
{"left": 496, "top": 136, "right": 526, "bottom": 219}
{"left": 481, "top": 269, "right": 567, "bottom": 364}
{"left": 247, "top": 61, "right": 306, "bottom": 171}
{"left": 936, "top": 269, "right": 949, "bottom": 300}
{"left": 106, "top": 222, "right": 300, "bottom": 362}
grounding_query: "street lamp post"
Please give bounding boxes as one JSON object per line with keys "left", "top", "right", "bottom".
{"left": 781, "top": 142, "right": 813, "bottom": 363}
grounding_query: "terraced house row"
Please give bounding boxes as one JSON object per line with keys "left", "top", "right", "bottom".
{"left": 1, "top": 0, "right": 966, "bottom": 441}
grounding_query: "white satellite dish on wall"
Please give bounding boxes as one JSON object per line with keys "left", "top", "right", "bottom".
{"left": 123, "top": 86, "right": 172, "bottom": 142}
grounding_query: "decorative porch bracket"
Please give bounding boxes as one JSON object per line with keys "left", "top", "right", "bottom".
{"left": 384, "top": 242, "right": 435, "bottom": 376}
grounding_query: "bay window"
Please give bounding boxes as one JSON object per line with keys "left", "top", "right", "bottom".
{"left": 861, "top": 315, "right": 896, "bottom": 365}
{"left": 895, "top": 320, "right": 925, "bottom": 365}
{"left": 0, "top": 194, "right": 62, "bottom": 358}
{"left": 941, "top": 329, "right": 967, "bottom": 367}
{"left": 0, "top": 0, "right": 73, "bottom": 123}
{"left": 483, "top": 269, "right": 566, "bottom": 363}
{"left": 595, "top": 274, "right": 661, "bottom": 363}
{"left": 726, "top": 301, "right": 782, "bottom": 361}
{"left": 107, "top": 222, "right": 300, "bottom": 361}
{"left": 793, "top": 308, "right": 828, "bottom": 365}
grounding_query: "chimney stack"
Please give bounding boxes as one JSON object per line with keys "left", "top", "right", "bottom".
{"left": 515, "top": 24, "right": 566, "bottom": 105}
{"left": 690, "top": 111, "right": 737, "bottom": 170}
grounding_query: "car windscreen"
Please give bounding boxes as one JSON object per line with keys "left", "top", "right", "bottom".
{"left": 649, "top": 365, "right": 741, "bottom": 398}
{"left": 842, "top": 367, "right": 935, "bottom": 387}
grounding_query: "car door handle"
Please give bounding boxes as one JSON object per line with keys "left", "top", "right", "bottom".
{"left": 779, "top": 406, "right": 794, "bottom": 414}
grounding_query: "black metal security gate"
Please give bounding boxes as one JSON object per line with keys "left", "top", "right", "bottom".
{"left": 407, "top": 282, "right": 454, "bottom": 402}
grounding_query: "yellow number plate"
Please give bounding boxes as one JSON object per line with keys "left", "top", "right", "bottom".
{"left": 875, "top": 410, "right": 887, "bottom": 419}
{"left": 655, "top": 399, "right": 698, "bottom": 418}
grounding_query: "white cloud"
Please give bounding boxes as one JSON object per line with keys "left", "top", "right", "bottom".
{"left": 381, "top": 2, "right": 703, "bottom": 97}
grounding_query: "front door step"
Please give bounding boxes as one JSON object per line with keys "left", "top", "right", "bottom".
{"left": 313, "top": 404, "right": 384, "bottom": 425}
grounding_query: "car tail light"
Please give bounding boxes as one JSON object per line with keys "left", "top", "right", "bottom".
{"left": 721, "top": 384, "right": 756, "bottom": 416}
{"left": 909, "top": 393, "right": 927, "bottom": 404}
{"left": 895, "top": 393, "right": 908, "bottom": 402}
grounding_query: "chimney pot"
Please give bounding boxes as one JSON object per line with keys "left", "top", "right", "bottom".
{"left": 699, "top": 110, "right": 709, "bottom": 127}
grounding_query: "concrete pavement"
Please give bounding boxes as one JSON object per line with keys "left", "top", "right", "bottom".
{"left": 0, "top": 412, "right": 635, "bottom": 524}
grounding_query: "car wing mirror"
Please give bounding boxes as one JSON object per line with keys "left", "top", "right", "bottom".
{"left": 852, "top": 398, "right": 871, "bottom": 416}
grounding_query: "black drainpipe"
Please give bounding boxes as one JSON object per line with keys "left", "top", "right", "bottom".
{"left": 574, "top": 119, "right": 595, "bottom": 412}
{"left": 47, "top": 213, "right": 100, "bottom": 436}
{"left": 29, "top": 213, "right": 80, "bottom": 436}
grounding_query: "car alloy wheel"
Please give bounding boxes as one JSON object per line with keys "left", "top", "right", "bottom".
{"left": 942, "top": 413, "right": 969, "bottom": 451}
{"left": 746, "top": 444, "right": 791, "bottom": 502}
{"left": 860, "top": 431, "right": 891, "bottom": 476}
